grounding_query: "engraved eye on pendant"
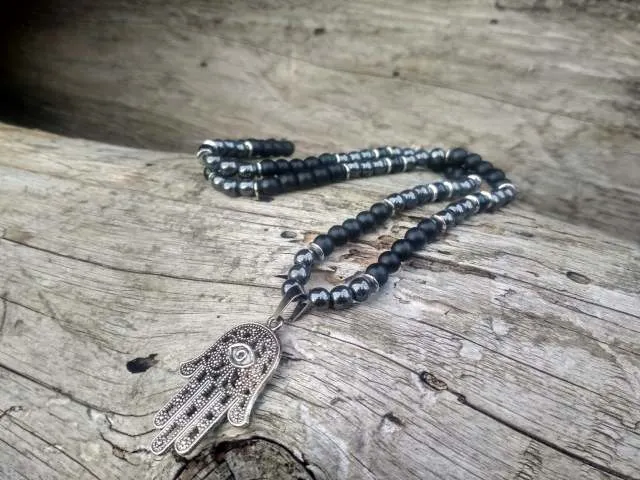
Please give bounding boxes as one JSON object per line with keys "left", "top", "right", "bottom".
{"left": 227, "top": 343, "right": 255, "bottom": 368}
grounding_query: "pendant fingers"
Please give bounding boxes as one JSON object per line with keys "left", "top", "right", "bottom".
{"left": 153, "top": 366, "right": 209, "bottom": 428}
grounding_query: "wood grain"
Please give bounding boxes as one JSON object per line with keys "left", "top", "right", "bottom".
{"left": 2, "top": 0, "right": 640, "bottom": 240}
{"left": 0, "top": 124, "right": 639, "bottom": 479}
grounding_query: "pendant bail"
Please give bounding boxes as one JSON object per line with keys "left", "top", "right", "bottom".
{"left": 266, "top": 282, "right": 311, "bottom": 330}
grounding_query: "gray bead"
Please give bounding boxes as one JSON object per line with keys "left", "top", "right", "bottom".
{"left": 309, "top": 287, "right": 331, "bottom": 310}
{"left": 238, "top": 163, "right": 257, "bottom": 178}
{"left": 288, "top": 264, "right": 310, "bottom": 284}
{"left": 282, "top": 279, "right": 300, "bottom": 296}
{"left": 360, "top": 161, "right": 374, "bottom": 177}
{"left": 238, "top": 180, "right": 255, "bottom": 197}
{"left": 345, "top": 162, "right": 362, "bottom": 178}
{"left": 219, "top": 160, "right": 239, "bottom": 177}
{"left": 221, "top": 180, "right": 239, "bottom": 197}
{"left": 330, "top": 286, "right": 354, "bottom": 310}
{"left": 349, "top": 278, "right": 371, "bottom": 302}
{"left": 211, "top": 175, "right": 225, "bottom": 190}
{"left": 294, "top": 249, "right": 315, "bottom": 266}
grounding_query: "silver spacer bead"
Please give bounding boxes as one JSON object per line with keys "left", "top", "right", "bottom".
{"left": 401, "top": 156, "right": 408, "bottom": 173}
{"left": 308, "top": 242, "right": 325, "bottom": 262}
{"left": 244, "top": 140, "right": 253, "bottom": 156}
{"left": 197, "top": 148, "right": 211, "bottom": 160}
{"left": 344, "top": 163, "right": 351, "bottom": 180}
{"left": 253, "top": 180, "right": 261, "bottom": 200}
{"left": 428, "top": 184, "right": 439, "bottom": 202}
{"left": 385, "top": 157, "right": 393, "bottom": 174}
{"left": 498, "top": 182, "right": 517, "bottom": 193}
{"left": 383, "top": 198, "right": 396, "bottom": 216}
{"left": 256, "top": 161, "right": 263, "bottom": 177}
{"left": 386, "top": 146, "right": 395, "bottom": 156}
{"left": 465, "top": 194, "right": 480, "bottom": 214}
{"left": 468, "top": 174, "right": 482, "bottom": 186}
{"left": 445, "top": 148, "right": 452, "bottom": 160}
{"left": 335, "top": 153, "right": 342, "bottom": 163}
{"left": 361, "top": 273, "right": 380, "bottom": 293}
{"left": 207, "top": 171, "right": 216, "bottom": 181}
{"left": 432, "top": 214, "right": 448, "bottom": 233}
{"left": 442, "top": 181, "right": 453, "bottom": 198}
{"left": 202, "top": 139, "right": 218, "bottom": 149}
{"left": 480, "top": 190, "right": 494, "bottom": 206}
{"left": 372, "top": 148, "right": 380, "bottom": 159}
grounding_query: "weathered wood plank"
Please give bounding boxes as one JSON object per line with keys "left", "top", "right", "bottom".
{"left": 2, "top": 0, "right": 639, "bottom": 239}
{"left": 0, "top": 125, "right": 638, "bottom": 479}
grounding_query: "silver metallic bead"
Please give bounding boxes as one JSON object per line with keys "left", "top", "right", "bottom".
{"left": 308, "top": 242, "right": 325, "bottom": 262}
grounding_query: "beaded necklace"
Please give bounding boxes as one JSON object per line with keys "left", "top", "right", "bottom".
{"left": 150, "top": 138, "right": 517, "bottom": 455}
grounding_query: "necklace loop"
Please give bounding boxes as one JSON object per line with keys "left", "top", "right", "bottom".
{"left": 266, "top": 282, "right": 311, "bottom": 331}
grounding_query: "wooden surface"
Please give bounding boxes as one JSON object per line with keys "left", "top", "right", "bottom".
{"left": 1, "top": 0, "right": 639, "bottom": 479}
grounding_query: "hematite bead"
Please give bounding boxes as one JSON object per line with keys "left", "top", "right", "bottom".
{"left": 433, "top": 182, "right": 449, "bottom": 200}
{"left": 365, "top": 263, "right": 389, "bottom": 286}
{"left": 391, "top": 239, "right": 413, "bottom": 261}
{"left": 428, "top": 148, "right": 446, "bottom": 171}
{"left": 294, "top": 248, "right": 315, "bottom": 266}
{"left": 345, "top": 162, "right": 361, "bottom": 178}
{"left": 475, "top": 160, "right": 494, "bottom": 176}
{"left": 378, "top": 251, "right": 401, "bottom": 273}
{"left": 342, "top": 218, "right": 361, "bottom": 241}
{"left": 413, "top": 185, "right": 431, "bottom": 204}
{"left": 308, "top": 287, "right": 331, "bottom": 310}
{"left": 360, "top": 161, "right": 374, "bottom": 177}
{"left": 288, "top": 264, "right": 311, "bottom": 284}
{"left": 313, "top": 234, "right": 335, "bottom": 256}
{"left": 328, "top": 225, "right": 349, "bottom": 246}
{"left": 349, "top": 151, "right": 362, "bottom": 162}
{"left": 400, "top": 189, "right": 418, "bottom": 209}
{"left": 211, "top": 175, "right": 225, "bottom": 190}
{"left": 417, "top": 218, "right": 439, "bottom": 240}
{"left": 203, "top": 167, "right": 212, "bottom": 180}
{"left": 485, "top": 168, "right": 506, "bottom": 185}
{"left": 370, "top": 202, "right": 392, "bottom": 223}
{"left": 447, "top": 147, "right": 467, "bottom": 166}
{"left": 219, "top": 160, "right": 239, "bottom": 177}
{"left": 349, "top": 277, "right": 371, "bottom": 302}
{"left": 238, "top": 180, "right": 255, "bottom": 197}
{"left": 372, "top": 159, "right": 387, "bottom": 175}
{"left": 405, "top": 227, "right": 427, "bottom": 250}
{"left": 222, "top": 180, "right": 239, "bottom": 197}
{"left": 462, "top": 153, "right": 483, "bottom": 169}
{"left": 356, "top": 211, "right": 376, "bottom": 232}
{"left": 281, "top": 279, "right": 300, "bottom": 295}
{"left": 238, "top": 163, "right": 257, "bottom": 178}
{"left": 330, "top": 286, "right": 354, "bottom": 310}
{"left": 386, "top": 193, "right": 405, "bottom": 211}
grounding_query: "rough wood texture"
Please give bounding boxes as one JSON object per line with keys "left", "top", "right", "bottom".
{"left": 1, "top": 0, "right": 639, "bottom": 479}
{"left": 2, "top": 0, "right": 640, "bottom": 240}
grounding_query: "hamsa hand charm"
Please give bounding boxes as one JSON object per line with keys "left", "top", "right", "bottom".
{"left": 150, "top": 323, "right": 280, "bottom": 455}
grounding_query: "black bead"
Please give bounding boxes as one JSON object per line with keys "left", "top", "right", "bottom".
{"left": 386, "top": 193, "right": 405, "bottom": 211}
{"left": 313, "top": 166, "right": 331, "bottom": 185}
{"left": 219, "top": 160, "right": 239, "bottom": 177}
{"left": 203, "top": 167, "right": 212, "bottom": 180}
{"left": 211, "top": 175, "right": 225, "bottom": 191}
{"left": 304, "top": 157, "right": 321, "bottom": 170}
{"left": 349, "top": 278, "right": 371, "bottom": 302}
{"left": 294, "top": 248, "right": 315, "bottom": 266}
{"left": 319, "top": 153, "right": 336, "bottom": 165}
{"left": 281, "top": 279, "right": 300, "bottom": 296}
{"left": 400, "top": 189, "right": 418, "bottom": 210}
{"left": 342, "top": 218, "right": 361, "bottom": 241}
{"left": 328, "top": 225, "right": 349, "bottom": 246}
{"left": 360, "top": 161, "right": 374, "bottom": 177}
{"left": 356, "top": 211, "right": 376, "bottom": 233}
{"left": 290, "top": 159, "right": 305, "bottom": 173}
{"left": 370, "top": 202, "right": 392, "bottom": 223}
{"left": 238, "top": 163, "right": 257, "bottom": 178}
{"left": 405, "top": 227, "right": 427, "bottom": 250}
{"left": 378, "top": 251, "right": 401, "bottom": 273}
{"left": 345, "top": 162, "right": 361, "bottom": 178}
{"left": 238, "top": 180, "right": 255, "bottom": 197}
{"left": 259, "top": 177, "right": 282, "bottom": 196}
{"left": 434, "top": 210, "right": 456, "bottom": 229}
{"left": 281, "top": 140, "right": 295, "bottom": 156}
{"left": 433, "top": 182, "right": 449, "bottom": 201}
{"left": 260, "top": 159, "right": 277, "bottom": 176}
{"left": 413, "top": 185, "right": 431, "bottom": 204}
{"left": 365, "top": 263, "right": 389, "bottom": 286}
{"left": 391, "top": 239, "right": 413, "bottom": 261}
{"left": 330, "top": 285, "right": 354, "bottom": 310}
{"left": 463, "top": 153, "right": 483, "bottom": 169}
{"left": 417, "top": 218, "right": 439, "bottom": 240}
{"left": 308, "top": 287, "right": 331, "bottom": 310}
{"left": 475, "top": 160, "right": 494, "bottom": 176}
{"left": 428, "top": 148, "right": 446, "bottom": 171}
{"left": 313, "top": 234, "right": 335, "bottom": 256}
{"left": 390, "top": 157, "right": 404, "bottom": 173}
{"left": 296, "top": 171, "right": 315, "bottom": 189}
{"left": 288, "top": 264, "right": 311, "bottom": 284}
{"left": 484, "top": 168, "right": 506, "bottom": 185}
{"left": 222, "top": 180, "right": 239, "bottom": 197}
{"left": 328, "top": 163, "right": 347, "bottom": 181}
{"left": 279, "top": 172, "right": 298, "bottom": 191}
{"left": 371, "top": 159, "right": 387, "bottom": 175}
{"left": 446, "top": 148, "right": 468, "bottom": 166}
{"left": 276, "top": 159, "right": 291, "bottom": 174}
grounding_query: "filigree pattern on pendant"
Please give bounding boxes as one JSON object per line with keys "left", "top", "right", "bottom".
{"left": 150, "top": 323, "right": 280, "bottom": 455}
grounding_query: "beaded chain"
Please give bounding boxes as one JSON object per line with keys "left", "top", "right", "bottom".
{"left": 197, "top": 138, "right": 517, "bottom": 314}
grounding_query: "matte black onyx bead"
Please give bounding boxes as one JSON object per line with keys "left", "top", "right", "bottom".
{"left": 342, "top": 218, "right": 361, "bottom": 241}
{"left": 260, "top": 159, "right": 278, "bottom": 176}
{"left": 378, "top": 251, "right": 401, "bottom": 273}
{"left": 313, "top": 234, "right": 335, "bottom": 256}
{"left": 288, "top": 263, "right": 311, "bottom": 284}
{"left": 447, "top": 148, "right": 468, "bottom": 166}
{"left": 304, "top": 157, "right": 321, "bottom": 170}
{"left": 319, "top": 153, "right": 336, "bottom": 165}
{"left": 281, "top": 141, "right": 295, "bottom": 156}
{"left": 296, "top": 171, "right": 315, "bottom": 189}
{"left": 355, "top": 211, "right": 376, "bottom": 233}
{"left": 405, "top": 227, "right": 427, "bottom": 250}
{"left": 485, "top": 168, "right": 506, "bottom": 185}
{"left": 328, "top": 225, "right": 349, "bottom": 246}
{"left": 281, "top": 279, "right": 300, "bottom": 295}
{"left": 259, "top": 177, "right": 282, "bottom": 196}
{"left": 330, "top": 286, "right": 354, "bottom": 310}
{"left": 290, "top": 159, "right": 305, "bottom": 172}
{"left": 400, "top": 189, "right": 418, "bottom": 209}
{"left": 475, "top": 160, "right": 494, "bottom": 176}
{"left": 349, "top": 278, "right": 371, "bottom": 302}
{"left": 308, "top": 287, "right": 331, "bottom": 310}
{"left": 391, "top": 239, "right": 413, "bottom": 261}
{"left": 463, "top": 153, "right": 483, "bottom": 169}
{"left": 428, "top": 148, "right": 446, "bottom": 171}
{"left": 365, "top": 263, "right": 389, "bottom": 286}
{"left": 328, "top": 163, "right": 347, "bottom": 181}
{"left": 370, "top": 202, "right": 392, "bottom": 223}
{"left": 417, "top": 218, "right": 438, "bottom": 240}
{"left": 279, "top": 172, "right": 298, "bottom": 191}
{"left": 276, "top": 159, "right": 291, "bottom": 174}
{"left": 294, "top": 248, "right": 315, "bottom": 266}
{"left": 313, "top": 167, "right": 331, "bottom": 185}
{"left": 219, "top": 160, "right": 239, "bottom": 177}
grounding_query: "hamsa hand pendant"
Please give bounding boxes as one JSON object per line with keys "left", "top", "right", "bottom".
{"left": 150, "top": 323, "right": 280, "bottom": 455}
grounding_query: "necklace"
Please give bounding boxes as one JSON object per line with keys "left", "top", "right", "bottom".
{"left": 150, "top": 138, "right": 517, "bottom": 455}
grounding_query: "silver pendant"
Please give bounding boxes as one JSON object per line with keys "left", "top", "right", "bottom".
{"left": 151, "top": 285, "right": 309, "bottom": 455}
